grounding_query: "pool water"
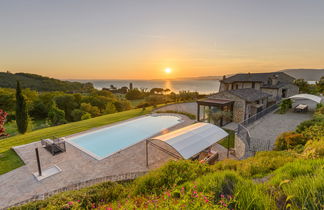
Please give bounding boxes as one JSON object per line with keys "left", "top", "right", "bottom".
{"left": 68, "top": 115, "right": 181, "bottom": 159}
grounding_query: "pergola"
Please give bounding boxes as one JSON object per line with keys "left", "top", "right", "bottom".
{"left": 196, "top": 98, "right": 234, "bottom": 126}
{"left": 289, "top": 94, "right": 323, "bottom": 104}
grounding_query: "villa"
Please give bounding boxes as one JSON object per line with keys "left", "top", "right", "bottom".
{"left": 197, "top": 72, "right": 299, "bottom": 126}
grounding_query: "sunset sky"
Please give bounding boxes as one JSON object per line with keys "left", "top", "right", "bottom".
{"left": 0, "top": 0, "right": 323, "bottom": 79}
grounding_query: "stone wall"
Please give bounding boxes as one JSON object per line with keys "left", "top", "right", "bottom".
{"left": 284, "top": 83, "right": 299, "bottom": 97}
{"left": 260, "top": 88, "right": 279, "bottom": 101}
{"left": 210, "top": 92, "right": 246, "bottom": 123}
{"left": 234, "top": 134, "right": 246, "bottom": 159}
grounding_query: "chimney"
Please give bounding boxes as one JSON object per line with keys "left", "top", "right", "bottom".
{"left": 223, "top": 75, "right": 226, "bottom": 80}
{"left": 270, "top": 75, "right": 279, "bottom": 85}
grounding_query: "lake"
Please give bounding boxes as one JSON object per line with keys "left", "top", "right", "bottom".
{"left": 72, "top": 79, "right": 220, "bottom": 94}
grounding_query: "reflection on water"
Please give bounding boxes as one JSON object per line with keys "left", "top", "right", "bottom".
{"left": 73, "top": 79, "right": 220, "bottom": 94}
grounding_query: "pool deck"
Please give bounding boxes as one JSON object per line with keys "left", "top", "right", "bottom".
{"left": 0, "top": 113, "right": 195, "bottom": 208}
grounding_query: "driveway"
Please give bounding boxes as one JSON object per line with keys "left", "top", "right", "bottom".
{"left": 247, "top": 99, "right": 315, "bottom": 151}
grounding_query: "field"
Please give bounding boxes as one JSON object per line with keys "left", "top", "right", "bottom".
{"left": 0, "top": 107, "right": 153, "bottom": 175}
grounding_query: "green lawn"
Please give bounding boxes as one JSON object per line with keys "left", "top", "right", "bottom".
{"left": 0, "top": 107, "right": 153, "bottom": 175}
{"left": 218, "top": 129, "right": 235, "bottom": 149}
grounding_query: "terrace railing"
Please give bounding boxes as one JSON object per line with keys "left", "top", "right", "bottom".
{"left": 240, "top": 103, "right": 279, "bottom": 127}
{"left": 236, "top": 101, "right": 280, "bottom": 158}
{"left": 5, "top": 171, "right": 147, "bottom": 209}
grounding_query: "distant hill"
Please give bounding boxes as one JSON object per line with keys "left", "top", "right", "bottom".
{"left": 0, "top": 72, "right": 94, "bottom": 92}
{"left": 279, "top": 69, "right": 324, "bottom": 81}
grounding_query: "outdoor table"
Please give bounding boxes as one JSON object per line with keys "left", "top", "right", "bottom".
{"left": 294, "top": 104, "right": 308, "bottom": 112}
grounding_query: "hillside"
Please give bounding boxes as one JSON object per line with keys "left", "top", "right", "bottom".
{"left": 280, "top": 69, "right": 324, "bottom": 81}
{"left": 8, "top": 106, "right": 324, "bottom": 209}
{"left": 0, "top": 72, "right": 94, "bottom": 92}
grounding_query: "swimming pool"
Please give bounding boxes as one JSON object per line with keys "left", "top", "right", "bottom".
{"left": 67, "top": 115, "right": 182, "bottom": 160}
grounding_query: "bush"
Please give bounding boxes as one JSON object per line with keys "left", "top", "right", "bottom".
{"left": 302, "top": 139, "right": 324, "bottom": 159}
{"left": 279, "top": 99, "right": 292, "bottom": 114}
{"left": 145, "top": 95, "right": 167, "bottom": 108}
{"left": 302, "top": 124, "right": 324, "bottom": 141}
{"left": 132, "top": 160, "right": 211, "bottom": 195}
{"left": 274, "top": 132, "right": 307, "bottom": 150}
{"left": 80, "top": 103, "right": 100, "bottom": 117}
{"left": 71, "top": 109, "right": 85, "bottom": 122}
{"left": 125, "top": 88, "right": 144, "bottom": 100}
{"left": 14, "top": 181, "right": 127, "bottom": 210}
{"left": 213, "top": 151, "right": 297, "bottom": 178}
{"left": 81, "top": 112, "right": 91, "bottom": 120}
{"left": 47, "top": 106, "right": 67, "bottom": 125}
{"left": 269, "top": 159, "right": 324, "bottom": 209}
{"left": 295, "top": 118, "right": 323, "bottom": 133}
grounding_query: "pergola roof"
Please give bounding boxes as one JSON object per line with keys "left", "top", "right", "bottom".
{"left": 151, "top": 123, "right": 228, "bottom": 159}
{"left": 197, "top": 98, "right": 234, "bottom": 106}
{"left": 289, "top": 94, "right": 323, "bottom": 104}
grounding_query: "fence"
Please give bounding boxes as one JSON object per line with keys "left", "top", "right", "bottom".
{"left": 5, "top": 171, "right": 147, "bottom": 209}
{"left": 240, "top": 103, "right": 279, "bottom": 127}
{"left": 236, "top": 102, "right": 280, "bottom": 157}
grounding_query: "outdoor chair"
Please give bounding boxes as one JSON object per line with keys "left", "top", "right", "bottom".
{"left": 41, "top": 137, "right": 66, "bottom": 156}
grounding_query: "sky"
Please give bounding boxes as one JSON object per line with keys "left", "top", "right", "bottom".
{"left": 0, "top": 0, "right": 323, "bottom": 80}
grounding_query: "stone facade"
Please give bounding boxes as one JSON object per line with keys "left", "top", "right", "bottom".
{"left": 234, "top": 135, "right": 246, "bottom": 159}
{"left": 210, "top": 92, "right": 246, "bottom": 123}
{"left": 220, "top": 81, "right": 262, "bottom": 91}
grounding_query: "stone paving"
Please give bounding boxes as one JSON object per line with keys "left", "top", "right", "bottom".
{"left": 0, "top": 114, "right": 195, "bottom": 208}
{"left": 247, "top": 99, "right": 315, "bottom": 151}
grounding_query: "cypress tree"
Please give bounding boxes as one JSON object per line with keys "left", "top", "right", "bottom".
{"left": 16, "top": 81, "right": 28, "bottom": 134}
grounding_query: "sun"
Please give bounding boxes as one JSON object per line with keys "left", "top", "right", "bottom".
{"left": 165, "top": 67, "right": 172, "bottom": 74}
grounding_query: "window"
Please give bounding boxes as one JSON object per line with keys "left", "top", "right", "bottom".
{"left": 235, "top": 84, "right": 239, "bottom": 89}
{"left": 252, "top": 82, "right": 255, "bottom": 89}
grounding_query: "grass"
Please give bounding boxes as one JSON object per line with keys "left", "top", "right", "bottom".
{"left": 0, "top": 107, "right": 153, "bottom": 175}
{"left": 218, "top": 129, "right": 235, "bottom": 149}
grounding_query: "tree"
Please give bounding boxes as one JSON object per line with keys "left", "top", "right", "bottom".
{"left": 71, "top": 109, "right": 85, "bottom": 121}
{"left": 113, "top": 100, "right": 131, "bottom": 112}
{"left": 145, "top": 95, "right": 166, "bottom": 107}
{"left": 15, "top": 81, "right": 28, "bottom": 134}
{"left": 0, "top": 109, "right": 8, "bottom": 137}
{"left": 48, "top": 105, "right": 67, "bottom": 125}
{"left": 105, "top": 102, "right": 117, "bottom": 114}
{"left": 54, "top": 94, "right": 78, "bottom": 121}
{"left": 80, "top": 103, "right": 100, "bottom": 117}
{"left": 125, "top": 88, "right": 144, "bottom": 100}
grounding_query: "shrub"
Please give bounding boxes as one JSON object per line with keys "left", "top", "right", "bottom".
{"left": 145, "top": 95, "right": 167, "bottom": 108}
{"left": 269, "top": 159, "right": 324, "bottom": 210}
{"left": 213, "top": 151, "right": 297, "bottom": 178}
{"left": 302, "top": 139, "right": 324, "bottom": 159}
{"left": 81, "top": 112, "right": 91, "bottom": 120}
{"left": 80, "top": 103, "right": 100, "bottom": 117}
{"left": 132, "top": 160, "right": 211, "bottom": 195}
{"left": 295, "top": 118, "right": 323, "bottom": 133}
{"left": 71, "top": 109, "right": 85, "bottom": 122}
{"left": 125, "top": 88, "right": 144, "bottom": 100}
{"left": 280, "top": 169, "right": 324, "bottom": 210}
{"left": 47, "top": 105, "right": 67, "bottom": 125}
{"left": 302, "top": 124, "right": 324, "bottom": 141}
{"left": 14, "top": 181, "right": 127, "bottom": 209}
{"left": 279, "top": 99, "right": 292, "bottom": 114}
{"left": 274, "top": 132, "right": 307, "bottom": 150}
{"left": 193, "top": 171, "right": 275, "bottom": 209}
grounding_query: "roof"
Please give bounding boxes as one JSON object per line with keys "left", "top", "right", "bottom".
{"left": 260, "top": 82, "right": 287, "bottom": 89}
{"left": 228, "top": 88, "right": 271, "bottom": 102}
{"left": 289, "top": 94, "right": 323, "bottom": 104}
{"left": 197, "top": 98, "right": 234, "bottom": 105}
{"left": 152, "top": 123, "right": 228, "bottom": 159}
{"left": 222, "top": 72, "right": 295, "bottom": 83}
